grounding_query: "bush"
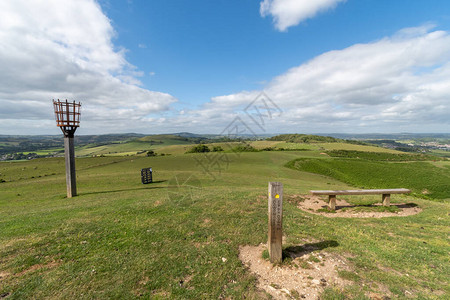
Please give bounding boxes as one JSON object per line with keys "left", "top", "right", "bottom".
{"left": 232, "top": 144, "right": 258, "bottom": 152}
{"left": 146, "top": 150, "right": 156, "bottom": 157}
{"left": 262, "top": 147, "right": 275, "bottom": 151}
{"left": 186, "top": 144, "right": 210, "bottom": 153}
{"left": 212, "top": 146, "right": 224, "bottom": 152}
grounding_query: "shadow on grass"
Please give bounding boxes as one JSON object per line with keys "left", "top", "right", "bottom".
{"left": 80, "top": 182, "right": 167, "bottom": 196}
{"left": 395, "top": 203, "right": 418, "bottom": 208}
{"left": 332, "top": 202, "right": 418, "bottom": 210}
{"left": 283, "top": 240, "right": 339, "bottom": 260}
{"left": 148, "top": 180, "right": 167, "bottom": 184}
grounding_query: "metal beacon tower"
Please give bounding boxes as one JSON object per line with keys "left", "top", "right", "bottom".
{"left": 53, "top": 99, "right": 81, "bottom": 198}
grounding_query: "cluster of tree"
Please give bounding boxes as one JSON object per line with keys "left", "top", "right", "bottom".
{"left": 186, "top": 145, "right": 224, "bottom": 153}
{"left": 0, "top": 134, "right": 144, "bottom": 157}
{"left": 186, "top": 143, "right": 264, "bottom": 154}
{"left": 267, "top": 134, "right": 342, "bottom": 143}
{"left": 146, "top": 150, "right": 169, "bottom": 157}
{"left": 0, "top": 139, "right": 61, "bottom": 155}
{"left": 267, "top": 134, "right": 371, "bottom": 146}
{"left": 0, "top": 152, "right": 42, "bottom": 161}
{"left": 231, "top": 144, "right": 258, "bottom": 152}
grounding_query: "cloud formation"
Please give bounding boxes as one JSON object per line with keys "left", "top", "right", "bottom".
{"left": 0, "top": 1, "right": 448, "bottom": 135}
{"left": 0, "top": 0, "right": 176, "bottom": 134}
{"left": 260, "top": 0, "right": 346, "bottom": 31}
{"left": 178, "top": 26, "right": 450, "bottom": 133}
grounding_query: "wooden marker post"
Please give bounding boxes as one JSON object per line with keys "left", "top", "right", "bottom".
{"left": 268, "top": 182, "right": 283, "bottom": 263}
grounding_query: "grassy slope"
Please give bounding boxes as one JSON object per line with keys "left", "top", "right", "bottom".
{"left": 0, "top": 150, "right": 449, "bottom": 299}
{"left": 75, "top": 136, "right": 194, "bottom": 157}
{"left": 286, "top": 157, "right": 450, "bottom": 200}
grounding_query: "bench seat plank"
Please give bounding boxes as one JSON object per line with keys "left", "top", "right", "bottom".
{"left": 310, "top": 188, "right": 410, "bottom": 196}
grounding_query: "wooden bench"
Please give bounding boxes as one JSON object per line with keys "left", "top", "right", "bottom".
{"left": 310, "top": 188, "right": 411, "bottom": 210}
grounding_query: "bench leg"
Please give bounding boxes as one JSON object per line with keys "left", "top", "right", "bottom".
{"left": 329, "top": 195, "right": 336, "bottom": 210}
{"left": 382, "top": 194, "right": 390, "bottom": 206}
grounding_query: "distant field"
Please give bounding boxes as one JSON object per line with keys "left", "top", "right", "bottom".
{"left": 75, "top": 137, "right": 195, "bottom": 157}
{"left": 431, "top": 149, "right": 450, "bottom": 158}
{"left": 22, "top": 149, "right": 63, "bottom": 156}
{"left": 1, "top": 144, "right": 449, "bottom": 299}
{"left": 316, "top": 142, "right": 398, "bottom": 152}
{"left": 63, "top": 136, "right": 405, "bottom": 158}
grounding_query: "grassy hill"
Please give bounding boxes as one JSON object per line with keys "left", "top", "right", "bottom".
{"left": 75, "top": 135, "right": 198, "bottom": 157}
{"left": 268, "top": 134, "right": 340, "bottom": 143}
{"left": 286, "top": 157, "right": 450, "bottom": 200}
{"left": 0, "top": 141, "right": 449, "bottom": 298}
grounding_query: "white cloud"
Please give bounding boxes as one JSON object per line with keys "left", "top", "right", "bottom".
{"left": 260, "top": 0, "right": 346, "bottom": 31}
{"left": 175, "top": 26, "right": 450, "bottom": 133}
{"left": 0, "top": 0, "right": 176, "bottom": 134}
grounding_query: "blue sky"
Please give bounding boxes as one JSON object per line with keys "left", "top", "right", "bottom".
{"left": 104, "top": 0, "right": 449, "bottom": 107}
{"left": 1, "top": 0, "right": 450, "bottom": 135}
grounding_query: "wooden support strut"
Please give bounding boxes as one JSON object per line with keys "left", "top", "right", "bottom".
{"left": 328, "top": 195, "right": 336, "bottom": 210}
{"left": 64, "top": 136, "right": 77, "bottom": 198}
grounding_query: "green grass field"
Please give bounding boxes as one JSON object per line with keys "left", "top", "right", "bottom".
{"left": 0, "top": 147, "right": 449, "bottom": 299}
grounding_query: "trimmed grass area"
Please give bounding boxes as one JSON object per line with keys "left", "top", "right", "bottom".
{"left": 326, "top": 150, "right": 445, "bottom": 161}
{"left": 1, "top": 151, "right": 449, "bottom": 299}
{"left": 286, "top": 157, "right": 450, "bottom": 200}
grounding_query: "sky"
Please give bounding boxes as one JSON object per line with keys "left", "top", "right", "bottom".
{"left": 1, "top": 0, "right": 450, "bottom": 135}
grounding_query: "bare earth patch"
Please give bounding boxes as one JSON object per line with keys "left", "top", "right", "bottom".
{"left": 15, "top": 260, "right": 62, "bottom": 277}
{"left": 239, "top": 243, "right": 352, "bottom": 299}
{"left": 293, "top": 195, "right": 422, "bottom": 218}
{"left": 0, "top": 271, "right": 10, "bottom": 281}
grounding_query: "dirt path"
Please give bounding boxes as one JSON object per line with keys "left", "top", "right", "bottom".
{"left": 239, "top": 243, "right": 353, "bottom": 299}
{"left": 290, "top": 195, "right": 422, "bottom": 218}
{"left": 238, "top": 194, "right": 423, "bottom": 299}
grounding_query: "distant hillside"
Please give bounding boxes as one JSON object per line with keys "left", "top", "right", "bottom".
{"left": 172, "top": 132, "right": 212, "bottom": 139}
{"left": 267, "top": 134, "right": 343, "bottom": 143}
{"left": 137, "top": 134, "right": 210, "bottom": 145}
{"left": 138, "top": 134, "right": 190, "bottom": 142}
{"left": 326, "top": 133, "right": 450, "bottom": 140}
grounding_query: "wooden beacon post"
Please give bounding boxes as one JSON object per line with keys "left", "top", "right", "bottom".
{"left": 268, "top": 182, "right": 283, "bottom": 264}
{"left": 53, "top": 99, "right": 81, "bottom": 198}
